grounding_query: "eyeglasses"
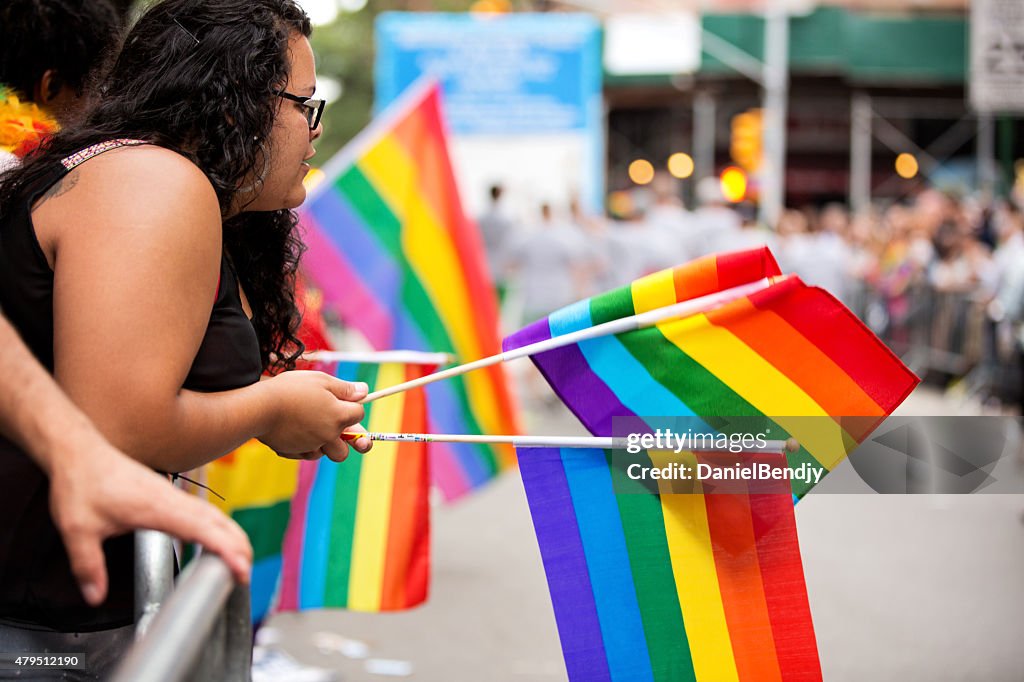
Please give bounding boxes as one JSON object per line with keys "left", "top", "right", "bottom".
{"left": 276, "top": 90, "right": 325, "bottom": 131}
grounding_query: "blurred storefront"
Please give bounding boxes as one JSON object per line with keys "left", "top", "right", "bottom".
{"left": 559, "top": 1, "right": 1024, "bottom": 207}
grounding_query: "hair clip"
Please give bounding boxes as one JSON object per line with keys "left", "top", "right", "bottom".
{"left": 173, "top": 17, "right": 201, "bottom": 45}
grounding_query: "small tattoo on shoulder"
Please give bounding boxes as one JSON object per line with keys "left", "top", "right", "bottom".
{"left": 37, "top": 171, "right": 80, "bottom": 206}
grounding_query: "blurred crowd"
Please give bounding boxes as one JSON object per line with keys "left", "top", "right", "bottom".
{"left": 480, "top": 175, "right": 1024, "bottom": 409}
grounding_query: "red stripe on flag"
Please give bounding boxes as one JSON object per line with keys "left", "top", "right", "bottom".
{"left": 715, "top": 247, "right": 783, "bottom": 291}
{"left": 380, "top": 366, "right": 431, "bottom": 610}
{"left": 703, "top": 483, "right": 784, "bottom": 682}
{"left": 748, "top": 278, "right": 918, "bottom": 419}
{"left": 749, "top": 477, "right": 822, "bottom": 682}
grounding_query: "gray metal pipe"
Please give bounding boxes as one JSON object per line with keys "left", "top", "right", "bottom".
{"left": 222, "top": 581, "right": 254, "bottom": 681}
{"left": 111, "top": 555, "right": 235, "bottom": 682}
{"left": 759, "top": 0, "right": 790, "bottom": 229}
{"left": 849, "top": 93, "right": 873, "bottom": 215}
{"left": 134, "top": 530, "right": 175, "bottom": 637}
{"left": 692, "top": 91, "right": 716, "bottom": 188}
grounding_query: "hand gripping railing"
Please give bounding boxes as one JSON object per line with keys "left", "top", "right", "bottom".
{"left": 110, "top": 532, "right": 252, "bottom": 682}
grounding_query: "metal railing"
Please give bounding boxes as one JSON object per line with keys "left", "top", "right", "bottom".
{"left": 109, "top": 534, "right": 252, "bottom": 682}
{"left": 849, "top": 279, "right": 1022, "bottom": 406}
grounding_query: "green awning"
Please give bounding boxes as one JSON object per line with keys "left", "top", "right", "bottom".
{"left": 605, "top": 7, "right": 966, "bottom": 86}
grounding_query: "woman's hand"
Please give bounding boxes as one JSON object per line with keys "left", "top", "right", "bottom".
{"left": 257, "top": 370, "right": 371, "bottom": 461}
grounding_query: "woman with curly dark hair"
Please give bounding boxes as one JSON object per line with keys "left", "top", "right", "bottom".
{"left": 0, "top": 0, "right": 369, "bottom": 674}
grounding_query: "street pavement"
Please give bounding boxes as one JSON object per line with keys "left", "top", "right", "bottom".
{"left": 266, "top": 384, "right": 1024, "bottom": 681}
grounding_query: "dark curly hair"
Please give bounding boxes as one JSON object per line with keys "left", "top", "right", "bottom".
{"left": 0, "top": 0, "right": 122, "bottom": 104}
{"left": 0, "top": 0, "right": 312, "bottom": 371}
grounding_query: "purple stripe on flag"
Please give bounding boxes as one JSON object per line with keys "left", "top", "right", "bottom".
{"left": 308, "top": 189, "right": 402, "bottom": 313}
{"left": 532, "top": 343, "right": 637, "bottom": 437}
{"left": 298, "top": 212, "right": 393, "bottom": 348}
{"left": 425, "top": 381, "right": 492, "bottom": 489}
{"left": 520, "top": 448, "right": 612, "bottom": 682}
{"left": 502, "top": 315, "right": 554, "bottom": 351}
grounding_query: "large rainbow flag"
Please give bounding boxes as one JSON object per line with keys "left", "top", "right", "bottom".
{"left": 299, "top": 79, "right": 519, "bottom": 500}
{"left": 503, "top": 247, "right": 919, "bottom": 681}
{"left": 279, "top": 360, "right": 433, "bottom": 612}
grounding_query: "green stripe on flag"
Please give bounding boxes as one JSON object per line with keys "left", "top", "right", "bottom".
{"left": 233, "top": 500, "right": 291, "bottom": 562}
{"left": 607, "top": 451, "right": 697, "bottom": 682}
{"left": 324, "top": 362, "right": 379, "bottom": 605}
{"left": 617, "top": 326, "right": 825, "bottom": 498}
{"left": 337, "top": 166, "right": 499, "bottom": 476}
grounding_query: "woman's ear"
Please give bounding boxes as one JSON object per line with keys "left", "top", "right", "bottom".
{"left": 35, "top": 69, "right": 65, "bottom": 106}
{"left": 33, "top": 69, "right": 82, "bottom": 124}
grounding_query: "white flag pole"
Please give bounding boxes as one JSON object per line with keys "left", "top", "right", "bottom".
{"left": 362, "top": 276, "right": 784, "bottom": 403}
{"left": 345, "top": 431, "right": 796, "bottom": 453}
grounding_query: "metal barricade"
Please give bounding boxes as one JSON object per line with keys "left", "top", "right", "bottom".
{"left": 110, "top": 535, "right": 252, "bottom": 682}
{"left": 856, "top": 277, "right": 1022, "bottom": 406}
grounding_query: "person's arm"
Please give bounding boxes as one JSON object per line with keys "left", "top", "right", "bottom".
{"left": 0, "top": 313, "right": 253, "bottom": 605}
{"left": 36, "top": 146, "right": 365, "bottom": 472}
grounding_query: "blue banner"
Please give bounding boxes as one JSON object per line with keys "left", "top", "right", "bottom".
{"left": 375, "top": 13, "right": 602, "bottom": 136}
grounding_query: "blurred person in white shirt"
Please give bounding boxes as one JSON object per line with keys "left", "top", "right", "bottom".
{"left": 505, "top": 203, "right": 597, "bottom": 323}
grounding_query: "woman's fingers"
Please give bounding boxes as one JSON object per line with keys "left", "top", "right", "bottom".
{"left": 320, "top": 438, "right": 349, "bottom": 463}
{"left": 345, "top": 423, "right": 373, "bottom": 453}
{"left": 325, "top": 377, "right": 369, "bottom": 402}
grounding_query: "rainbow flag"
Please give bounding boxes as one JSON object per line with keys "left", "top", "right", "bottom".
{"left": 185, "top": 283, "right": 333, "bottom": 621}
{"left": 299, "top": 79, "right": 519, "bottom": 500}
{"left": 520, "top": 448, "right": 818, "bottom": 682}
{"left": 278, "top": 360, "right": 433, "bottom": 612}
{"left": 503, "top": 247, "right": 918, "bottom": 681}
{"left": 198, "top": 441, "right": 299, "bottom": 622}
{"left": 504, "top": 246, "right": 918, "bottom": 498}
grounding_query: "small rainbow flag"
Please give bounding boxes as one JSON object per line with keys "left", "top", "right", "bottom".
{"left": 503, "top": 247, "right": 918, "bottom": 681}
{"left": 278, "top": 360, "right": 433, "bottom": 612}
{"left": 299, "top": 79, "right": 519, "bottom": 500}
{"left": 504, "top": 246, "right": 918, "bottom": 498}
{"left": 520, "top": 447, "right": 817, "bottom": 682}
{"left": 186, "top": 282, "right": 333, "bottom": 621}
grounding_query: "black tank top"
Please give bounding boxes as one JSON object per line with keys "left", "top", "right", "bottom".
{"left": 0, "top": 141, "right": 262, "bottom": 631}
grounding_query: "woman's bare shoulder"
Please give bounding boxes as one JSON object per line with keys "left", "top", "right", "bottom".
{"left": 75, "top": 144, "right": 218, "bottom": 209}
{"left": 34, "top": 144, "right": 222, "bottom": 255}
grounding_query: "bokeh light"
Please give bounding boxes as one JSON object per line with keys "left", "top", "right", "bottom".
{"left": 667, "top": 152, "right": 694, "bottom": 179}
{"left": 719, "top": 166, "right": 747, "bottom": 203}
{"left": 895, "top": 153, "right": 919, "bottom": 179}
{"left": 628, "top": 159, "right": 655, "bottom": 185}
{"left": 297, "top": 0, "right": 338, "bottom": 26}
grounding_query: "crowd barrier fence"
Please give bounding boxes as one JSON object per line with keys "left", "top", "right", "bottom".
{"left": 109, "top": 533, "right": 252, "bottom": 682}
{"left": 849, "top": 280, "right": 1022, "bottom": 406}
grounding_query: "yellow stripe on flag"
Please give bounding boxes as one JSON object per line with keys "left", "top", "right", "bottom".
{"left": 631, "top": 268, "right": 677, "bottom": 314}
{"left": 359, "top": 136, "right": 505, "bottom": 436}
{"left": 659, "top": 314, "right": 851, "bottom": 470}
{"left": 348, "top": 362, "right": 406, "bottom": 611}
{"left": 205, "top": 440, "right": 299, "bottom": 514}
{"left": 650, "top": 450, "right": 740, "bottom": 682}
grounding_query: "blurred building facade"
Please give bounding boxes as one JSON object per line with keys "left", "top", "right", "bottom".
{"left": 535, "top": 0, "right": 1022, "bottom": 208}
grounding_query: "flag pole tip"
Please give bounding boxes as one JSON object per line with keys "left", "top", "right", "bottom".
{"left": 785, "top": 437, "right": 799, "bottom": 453}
